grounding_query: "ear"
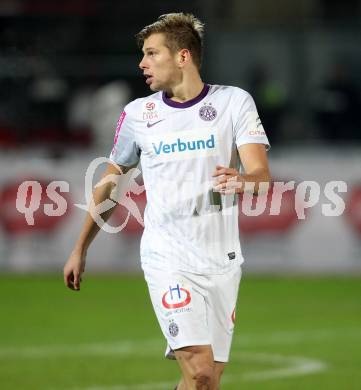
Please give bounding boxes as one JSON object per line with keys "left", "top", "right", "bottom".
{"left": 177, "top": 48, "right": 191, "bottom": 68}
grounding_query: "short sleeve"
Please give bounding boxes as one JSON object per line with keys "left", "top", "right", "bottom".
{"left": 233, "top": 92, "right": 270, "bottom": 150}
{"left": 109, "top": 109, "right": 141, "bottom": 167}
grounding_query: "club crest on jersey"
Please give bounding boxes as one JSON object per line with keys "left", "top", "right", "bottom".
{"left": 199, "top": 103, "right": 217, "bottom": 121}
{"left": 142, "top": 101, "right": 159, "bottom": 120}
{"left": 169, "top": 320, "right": 179, "bottom": 337}
{"left": 162, "top": 284, "right": 191, "bottom": 309}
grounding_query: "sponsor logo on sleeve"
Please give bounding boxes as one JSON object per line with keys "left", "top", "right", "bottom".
{"left": 246, "top": 111, "right": 265, "bottom": 137}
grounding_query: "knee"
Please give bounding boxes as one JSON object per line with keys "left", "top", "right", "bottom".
{"left": 192, "top": 365, "right": 215, "bottom": 389}
{"left": 175, "top": 346, "right": 216, "bottom": 389}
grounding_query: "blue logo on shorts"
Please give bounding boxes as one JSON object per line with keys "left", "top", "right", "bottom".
{"left": 162, "top": 284, "right": 191, "bottom": 309}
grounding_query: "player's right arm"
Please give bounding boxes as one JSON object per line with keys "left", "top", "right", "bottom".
{"left": 64, "top": 102, "right": 141, "bottom": 291}
{"left": 63, "top": 162, "right": 131, "bottom": 291}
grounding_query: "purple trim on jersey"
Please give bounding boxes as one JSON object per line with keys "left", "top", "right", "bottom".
{"left": 162, "top": 84, "right": 210, "bottom": 108}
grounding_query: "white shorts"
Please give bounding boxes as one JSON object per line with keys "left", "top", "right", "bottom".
{"left": 143, "top": 264, "right": 242, "bottom": 362}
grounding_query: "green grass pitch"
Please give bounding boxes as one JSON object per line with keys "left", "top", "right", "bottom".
{"left": 0, "top": 274, "right": 360, "bottom": 390}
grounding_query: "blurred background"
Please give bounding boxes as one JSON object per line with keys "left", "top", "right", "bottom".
{"left": 0, "top": 0, "right": 360, "bottom": 273}
{"left": 0, "top": 2, "right": 361, "bottom": 389}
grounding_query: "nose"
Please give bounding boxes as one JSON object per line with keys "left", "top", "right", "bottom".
{"left": 139, "top": 55, "right": 147, "bottom": 70}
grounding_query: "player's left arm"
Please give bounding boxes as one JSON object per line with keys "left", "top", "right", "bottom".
{"left": 213, "top": 143, "right": 271, "bottom": 195}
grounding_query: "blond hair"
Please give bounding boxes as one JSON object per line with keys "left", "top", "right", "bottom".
{"left": 136, "top": 13, "right": 205, "bottom": 70}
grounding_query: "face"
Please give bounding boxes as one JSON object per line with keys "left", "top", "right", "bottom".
{"left": 139, "top": 33, "right": 181, "bottom": 91}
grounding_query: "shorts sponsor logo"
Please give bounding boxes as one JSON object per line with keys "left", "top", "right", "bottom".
{"left": 162, "top": 284, "right": 191, "bottom": 309}
{"left": 199, "top": 103, "right": 217, "bottom": 121}
{"left": 169, "top": 320, "right": 179, "bottom": 337}
{"left": 165, "top": 307, "right": 192, "bottom": 317}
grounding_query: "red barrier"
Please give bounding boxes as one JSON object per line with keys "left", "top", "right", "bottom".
{"left": 111, "top": 180, "right": 301, "bottom": 237}
{"left": 112, "top": 190, "right": 147, "bottom": 235}
{"left": 345, "top": 185, "right": 361, "bottom": 234}
{"left": 0, "top": 179, "right": 72, "bottom": 235}
{"left": 238, "top": 181, "right": 300, "bottom": 236}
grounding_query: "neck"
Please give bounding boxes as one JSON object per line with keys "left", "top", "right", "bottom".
{"left": 165, "top": 74, "right": 204, "bottom": 103}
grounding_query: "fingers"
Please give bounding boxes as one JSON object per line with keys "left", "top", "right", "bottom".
{"left": 212, "top": 166, "right": 239, "bottom": 194}
{"left": 64, "top": 269, "right": 72, "bottom": 289}
{"left": 212, "top": 164, "right": 245, "bottom": 195}
{"left": 213, "top": 175, "right": 244, "bottom": 194}
{"left": 64, "top": 269, "right": 82, "bottom": 291}
{"left": 64, "top": 272, "right": 76, "bottom": 291}
{"left": 214, "top": 181, "right": 241, "bottom": 194}
{"left": 213, "top": 165, "right": 240, "bottom": 193}
{"left": 73, "top": 271, "right": 80, "bottom": 291}
{"left": 214, "top": 175, "right": 237, "bottom": 185}
{"left": 212, "top": 165, "right": 237, "bottom": 177}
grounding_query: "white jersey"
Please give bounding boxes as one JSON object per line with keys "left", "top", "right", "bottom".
{"left": 110, "top": 84, "right": 269, "bottom": 274}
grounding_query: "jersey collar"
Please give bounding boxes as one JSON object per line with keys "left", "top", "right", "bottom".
{"left": 162, "top": 84, "right": 210, "bottom": 109}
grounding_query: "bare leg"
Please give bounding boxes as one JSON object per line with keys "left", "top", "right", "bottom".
{"left": 213, "top": 362, "right": 226, "bottom": 390}
{"left": 174, "top": 345, "right": 217, "bottom": 390}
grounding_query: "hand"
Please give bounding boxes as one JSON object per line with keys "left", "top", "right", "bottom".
{"left": 212, "top": 165, "right": 244, "bottom": 194}
{"left": 63, "top": 250, "right": 86, "bottom": 291}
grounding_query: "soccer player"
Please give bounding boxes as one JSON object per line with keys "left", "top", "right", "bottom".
{"left": 64, "top": 13, "right": 271, "bottom": 390}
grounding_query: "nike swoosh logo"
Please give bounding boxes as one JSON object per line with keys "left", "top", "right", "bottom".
{"left": 147, "top": 119, "right": 164, "bottom": 128}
